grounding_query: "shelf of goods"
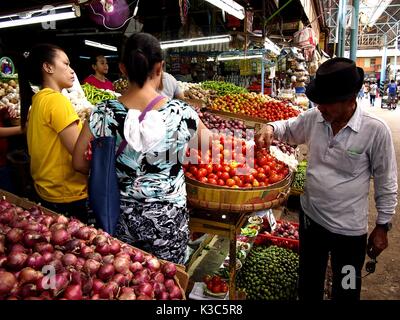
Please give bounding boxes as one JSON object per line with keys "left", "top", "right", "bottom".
{"left": 0, "top": 78, "right": 20, "bottom": 124}
{"left": 0, "top": 190, "right": 188, "bottom": 300}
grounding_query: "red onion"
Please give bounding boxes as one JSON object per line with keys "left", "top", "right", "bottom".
{"left": 131, "top": 269, "right": 150, "bottom": 285}
{"left": 146, "top": 257, "right": 161, "bottom": 272}
{"left": 42, "top": 252, "right": 53, "bottom": 264}
{"left": 0, "top": 255, "right": 7, "bottom": 268}
{"left": 82, "top": 276, "right": 93, "bottom": 295}
{"left": 96, "top": 243, "right": 111, "bottom": 256}
{"left": 91, "top": 294, "right": 101, "bottom": 300}
{"left": 19, "top": 267, "right": 42, "bottom": 285}
{"left": 53, "top": 250, "right": 64, "bottom": 260}
{"left": 63, "top": 284, "right": 83, "bottom": 300}
{"left": 74, "top": 226, "right": 91, "bottom": 240}
{"left": 28, "top": 205, "right": 43, "bottom": 217}
{"left": 70, "top": 271, "right": 83, "bottom": 285}
{"left": 50, "top": 223, "right": 66, "bottom": 232}
{"left": 23, "top": 231, "right": 45, "bottom": 247}
{"left": 10, "top": 244, "right": 26, "bottom": 254}
{"left": 19, "top": 283, "right": 38, "bottom": 298}
{"left": 26, "top": 253, "right": 45, "bottom": 270}
{"left": 76, "top": 257, "right": 86, "bottom": 270}
{"left": 99, "top": 281, "right": 119, "bottom": 299}
{"left": 162, "top": 262, "right": 177, "bottom": 278}
{"left": 51, "top": 229, "right": 70, "bottom": 246}
{"left": 7, "top": 252, "right": 28, "bottom": 270}
{"left": 64, "top": 239, "right": 83, "bottom": 253}
{"left": 92, "top": 279, "right": 105, "bottom": 294}
{"left": 93, "top": 235, "right": 108, "bottom": 246}
{"left": 132, "top": 250, "right": 144, "bottom": 263}
{"left": 48, "top": 259, "right": 64, "bottom": 273}
{"left": 109, "top": 240, "right": 121, "bottom": 255}
{"left": 0, "top": 199, "right": 12, "bottom": 210}
{"left": 118, "top": 291, "right": 136, "bottom": 300}
{"left": 25, "top": 222, "right": 43, "bottom": 232}
{"left": 35, "top": 242, "right": 54, "bottom": 254}
{"left": 125, "top": 271, "right": 133, "bottom": 283}
{"left": 87, "top": 252, "right": 102, "bottom": 262}
{"left": 102, "top": 255, "right": 114, "bottom": 264}
{"left": 115, "top": 252, "right": 130, "bottom": 260}
{"left": 111, "top": 273, "right": 128, "bottom": 287}
{"left": 41, "top": 215, "right": 55, "bottom": 228}
{"left": 164, "top": 279, "right": 176, "bottom": 291}
{"left": 153, "top": 282, "right": 166, "bottom": 297}
{"left": 80, "top": 245, "right": 94, "bottom": 258}
{"left": 152, "top": 272, "right": 165, "bottom": 283}
{"left": 67, "top": 219, "right": 83, "bottom": 235}
{"left": 84, "top": 259, "right": 101, "bottom": 276}
{"left": 168, "top": 285, "right": 182, "bottom": 299}
{"left": 0, "top": 208, "right": 16, "bottom": 224}
{"left": 135, "top": 282, "right": 154, "bottom": 298}
{"left": 56, "top": 215, "right": 69, "bottom": 224}
{"left": 158, "top": 291, "right": 170, "bottom": 300}
{"left": 97, "top": 264, "right": 115, "bottom": 281}
{"left": 0, "top": 271, "right": 17, "bottom": 296}
{"left": 62, "top": 253, "right": 78, "bottom": 267}
{"left": 113, "top": 257, "right": 130, "bottom": 274}
{"left": 0, "top": 224, "right": 11, "bottom": 234}
{"left": 6, "top": 228, "right": 24, "bottom": 244}
{"left": 0, "top": 241, "right": 4, "bottom": 255}
{"left": 130, "top": 261, "right": 143, "bottom": 273}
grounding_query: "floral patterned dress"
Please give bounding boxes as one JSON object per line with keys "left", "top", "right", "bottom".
{"left": 89, "top": 99, "right": 199, "bottom": 263}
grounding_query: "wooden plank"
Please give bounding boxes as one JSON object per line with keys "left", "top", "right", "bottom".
{"left": 185, "top": 234, "right": 215, "bottom": 272}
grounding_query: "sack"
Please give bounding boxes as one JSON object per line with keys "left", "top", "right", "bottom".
{"left": 89, "top": 134, "right": 127, "bottom": 235}
{"left": 294, "top": 27, "right": 317, "bottom": 48}
{"left": 88, "top": 96, "right": 165, "bottom": 235}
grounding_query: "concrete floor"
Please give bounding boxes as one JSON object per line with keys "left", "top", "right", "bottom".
{"left": 186, "top": 96, "right": 400, "bottom": 300}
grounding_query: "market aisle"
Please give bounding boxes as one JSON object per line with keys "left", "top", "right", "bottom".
{"left": 359, "top": 97, "right": 400, "bottom": 299}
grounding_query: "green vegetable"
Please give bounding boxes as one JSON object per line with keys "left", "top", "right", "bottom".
{"left": 237, "top": 245, "right": 299, "bottom": 300}
{"left": 81, "top": 83, "right": 116, "bottom": 105}
{"left": 292, "top": 161, "right": 307, "bottom": 191}
{"left": 201, "top": 81, "right": 248, "bottom": 96}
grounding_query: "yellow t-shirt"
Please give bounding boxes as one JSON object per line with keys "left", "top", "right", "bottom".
{"left": 27, "top": 88, "right": 88, "bottom": 203}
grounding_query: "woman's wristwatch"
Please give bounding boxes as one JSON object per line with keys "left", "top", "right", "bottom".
{"left": 376, "top": 222, "right": 392, "bottom": 232}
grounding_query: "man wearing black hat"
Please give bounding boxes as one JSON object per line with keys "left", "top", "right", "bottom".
{"left": 256, "top": 57, "right": 397, "bottom": 300}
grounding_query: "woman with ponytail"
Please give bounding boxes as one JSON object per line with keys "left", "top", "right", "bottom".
{"left": 19, "top": 44, "right": 88, "bottom": 222}
{"left": 73, "top": 33, "right": 211, "bottom": 264}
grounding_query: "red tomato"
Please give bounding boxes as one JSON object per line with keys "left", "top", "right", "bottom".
{"left": 208, "top": 178, "right": 218, "bottom": 185}
{"left": 213, "top": 164, "right": 223, "bottom": 173}
{"left": 229, "top": 168, "right": 237, "bottom": 177}
{"left": 257, "top": 167, "right": 265, "bottom": 174}
{"left": 217, "top": 179, "right": 225, "bottom": 186}
{"left": 185, "top": 172, "right": 194, "bottom": 179}
{"left": 216, "top": 171, "right": 223, "bottom": 178}
{"left": 269, "top": 173, "right": 280, "bottom": 184}
{"left": 226, "top": 179, "right": 235, "bottom": 187}
{"left": 252, "top": 179, "right": 260, "bottom": 187}
{"left": 200, "top": 177, "right": 208, "bottom": 183}
{"left": 189, "top": 166, "right": 198, "bottom": 176}
{"left": 259, "top": 182, "right": 266, "bottom": 187}
{"left": 262, "top": 165, "right": 271, "bottom": 174}
{"left": 206, "top": 164, "right": 213, "bottom": 174}
{"left": 244, "top": 183, "right": 253, "bottom": 188}
{"left": 221, "top": 172, "right": 230, "bottom": 181}
{"left": 211, "top": 275, "right": 222, "bottom": 285}
{"left": 207, "top": 173, "right": 218, "bottom": 180}
{"left": 212, "top": 284, "right": 222, "bottom": 293}
{"left": 203, "top": 275, "right": 212, "bottom": 284}
{"left": 257, "top": 156, "right": 268, "bottom": 166}
{"left": 197, "top": 168, "right": 208, "bottom": 179}
{"left": 207, "top": 282, "right": 214, "bottom": 291}
{"left": 221, "top": 282, "right": 229, "bottom": 293}
{"left": 257, "top": 173, "right": 267, "bottom": 181}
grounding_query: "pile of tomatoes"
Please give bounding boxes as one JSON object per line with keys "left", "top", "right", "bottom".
{"left": 183, "top": 135, "right": 289, "bottom": 188}
{"left": 203, "top": 274, "right": 229, "bottom": 294}
{"left": 210, "top": 93, "right": 300, "bottom": 122}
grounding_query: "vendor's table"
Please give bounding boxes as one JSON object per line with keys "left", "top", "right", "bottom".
{"left": 188, "top": 209, "right": 251, "bottom": 300}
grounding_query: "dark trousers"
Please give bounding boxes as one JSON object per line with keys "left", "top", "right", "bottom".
{"left": 370, "top": 94, "right": 376, "bottom": 106}
{"left": 298, "top": 210, "right": 367, "bottom": 301}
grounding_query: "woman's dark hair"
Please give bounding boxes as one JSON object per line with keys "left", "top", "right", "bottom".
{"left": 18, "top": 43, "right": 63, "bottom": 127}
{"left": 120, "top": 33, "right": 163, "bottom": 88}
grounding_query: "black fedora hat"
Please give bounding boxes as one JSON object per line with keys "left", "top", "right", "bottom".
{"left": 305, "top": 57, "right": 364, "bottom": 104}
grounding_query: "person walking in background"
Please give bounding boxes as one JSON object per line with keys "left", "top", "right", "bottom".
{"left": 18, "top": 44, "right": 89, "bottom": 223}
{"left": 369, "top": 81, "right": 377, "bottom": 107}
{"left": 363, "top": 81, "right": 370, "bottom": 100}
{"left": 257, "top": 58, "right": 397, "bottom": 301}
{"left": 83, "top": 55, "right": 114, "bottom": 91}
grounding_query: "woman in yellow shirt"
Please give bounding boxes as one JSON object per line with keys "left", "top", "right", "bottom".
{"left": 19, "top": 44, "right": 88, "bottom": 223}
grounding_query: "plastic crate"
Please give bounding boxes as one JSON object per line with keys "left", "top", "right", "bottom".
{"left": 254, "top": 221, "right": 299, "bottom": 252}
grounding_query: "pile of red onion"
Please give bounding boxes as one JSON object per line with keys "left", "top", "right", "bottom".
{"left": 0, "top": 199, "right": 183, "bottom": 300}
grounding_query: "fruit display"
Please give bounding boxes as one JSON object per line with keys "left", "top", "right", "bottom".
{"left": 197, "top": 110, "right": 247, "bottom": 138}
{"left": 201, "top": 81, "right": 248, "bottom": 96}
{"left": 210, "top": 93, "right": 300, "bottom": 122}
{"left": 291, "top": 160, "right": 307, "bottom": 193}
{"left": 62, "top": 88, "right": 94, "bottom": 122}
{"left": 113, "top": 78, "right": 129, "bottom": 94}
{"left": 237, "top": 245, "right": 299, "bottom": 300}
{"left": 270, "top": 145, "right": 298, "bottom": 172}
{"left": 81, "top": 83, "right": 118, "bottom": 105}
{"left": 183, "top": 136, "right": 290, "bottom": 189}
{"left": 0, "top": 198, "right": 184, "bottom": 300}
{"left": 0, "top": 79, "right": 20, "bottom": 119}
{"left": 265, "top": 221, "right": 299, "bottom": 240}
{"left": 179, "top": 82, "right": 217, "bottom": 105}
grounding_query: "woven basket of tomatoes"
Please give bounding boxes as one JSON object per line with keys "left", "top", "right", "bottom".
{"left": 183, "top": 135, "right": 293, "bottom": 213}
